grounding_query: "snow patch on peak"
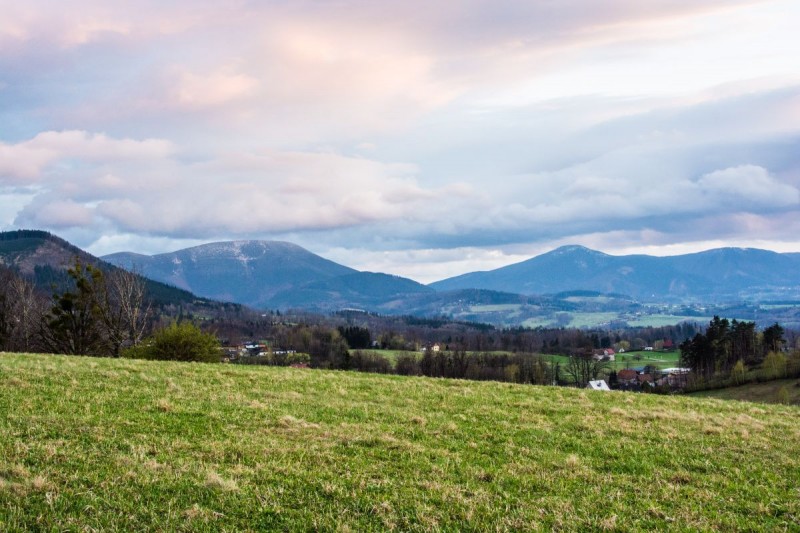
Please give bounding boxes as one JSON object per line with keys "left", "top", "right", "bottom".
{"left": 549, "top": 245, "right": 595, "bottom": 256}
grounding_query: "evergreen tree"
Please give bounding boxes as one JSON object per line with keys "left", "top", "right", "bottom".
{"left": 44, "top": 260, "right": 108, "bottom": 355}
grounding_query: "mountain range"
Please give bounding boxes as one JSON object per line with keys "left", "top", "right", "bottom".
{"left": 102, "top": 240, "right": 800, "bottom": 309}
{"left": 430, "top": 245, "right": 800, "bottom": 302}
{"left": 3, "top": 229, "right": 800, "bottom": 327}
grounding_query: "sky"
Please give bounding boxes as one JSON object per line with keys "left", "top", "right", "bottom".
{"left": 1, "top": 0, "right": 799, "bottom": 283}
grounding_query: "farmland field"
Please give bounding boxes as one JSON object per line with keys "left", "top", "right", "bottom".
{"left": 544, "top": 350, "right": 682, "bottom": 372}
{"left": 1, "top": 352, "right": 799, "bottom": 531}
{"left": 624, "top": 315, "right": 711, "bottom": 327}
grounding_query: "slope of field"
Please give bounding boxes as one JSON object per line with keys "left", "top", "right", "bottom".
{"left": 1, "top": 353, "right": 799, "bottom": 531}
{"left": 689, "top": 378, "right": 800, "bottom": 406}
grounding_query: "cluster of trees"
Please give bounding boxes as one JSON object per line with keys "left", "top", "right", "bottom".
{"left": 1, "top": 260, "right": 226, "bottom": 363}
{"left": 680, "top": 316, "right": 789, "bottom": 380}
{"left": 1, "top": 261, "right": 150, "bottom": 356}
{"left": 337, "top": 326, "right": 371, "bottom": 349}
{"left": 317, "top": 348, "right": 556, "bottom": 386}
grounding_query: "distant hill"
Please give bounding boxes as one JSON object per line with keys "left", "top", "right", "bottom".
{"left": 0, "top": 230, "right": 204, "bottom": 306}
{"left": 430, "top": 245, "right": 800, "bottom": 302}
{"left": 0, "top": 229, "right": 96, "bottom": 276}
{"left": 105, "top": 241, "right": 364, "bottom": 309}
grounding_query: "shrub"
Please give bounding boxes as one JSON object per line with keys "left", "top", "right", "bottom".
{"left": 777, "top": 386, "right": 790, "bottom": 405}
{"left": 395, "top": 353, "right": 420, "bottom": 376}
{"left": 350, "top": 350, "right": 392, "bottom": 374}
{"left": 123, "top": 322, "right": 220, "bottom": 363}
{"left": 731, "top": 359, "right": 747, "bottom": 385}
{"left": 761, "top": 351, "right": 787, "bottom": 380}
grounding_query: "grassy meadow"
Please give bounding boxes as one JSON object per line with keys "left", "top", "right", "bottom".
{"left": 1, "top": 352, "right": 799, "bottom": 531}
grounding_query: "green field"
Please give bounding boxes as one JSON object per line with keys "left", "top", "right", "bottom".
{"left": 519, "top": 312, "right": 620, "bottom": 329}
{"left": 2, "top": 353, "right": 799, "bottom": 531}
{"left": 689, "top": 378, "right": 800, "bottom": 406}
{"left": 611, "top": 350, "right": 682, "bottom": 371}
{"left": 544, "top": 350, "right": 682, "bottom": 372}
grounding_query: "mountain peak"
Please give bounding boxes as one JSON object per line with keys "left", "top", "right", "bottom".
{"left": 104, "top": 239, "right": 357, "bottom": 308}
{"left": 546, "top": 245, "right": 607, "bottom": 257}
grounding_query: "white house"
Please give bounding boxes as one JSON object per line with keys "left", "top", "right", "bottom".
{"left": 586, "top": 380, "right": 611, "bottom": 391}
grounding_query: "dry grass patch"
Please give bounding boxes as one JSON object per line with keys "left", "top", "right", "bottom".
{"left": 277, "top": 414, "right": 319, "bottom": 429}
{"left": 154, "top": 398, "right": 173, "bottom": 412}
{"left": 203, "top": 471, "right": 239, "bottom": 492}
{"left": 4, "top": 376, "right": 28, "bottom": 388}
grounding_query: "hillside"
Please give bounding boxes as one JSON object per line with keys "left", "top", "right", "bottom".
{"left": 431, "top": 245, "right": 800, "bottom": 302}
{"left": 0, "top": 230, "right": 201, "bottom": 306}
{"left": 1, "top": 353, "right": 798, "bottom": 531}
{"left": 0, "top": 229, "right": 98, "bottom": 276}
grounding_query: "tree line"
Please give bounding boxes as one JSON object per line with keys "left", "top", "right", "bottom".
{"left": 680, "top": 316, "right": 799, "bottom": 388}
{"left": 0, "top": 259, "right": 219, "bottom": 362}
{"left": 1, "top": 261, "right": 150, "bottom": 355}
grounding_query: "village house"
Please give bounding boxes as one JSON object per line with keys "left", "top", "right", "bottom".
{"left": 616, "top": 368, "right": 638, "bottom": 386}
{"left": 592, "top": 348, "right": 616, "bottom": 361}
{"left": 586, "top": 380, "right": 611, "bottom": 391}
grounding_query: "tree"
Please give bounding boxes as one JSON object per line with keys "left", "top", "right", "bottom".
{"left": 731, "top": 359, "right": 747, "bottom": 385}
{"left": 680, "top": 332, "right": 715, "bottom": 378}
{"left": 43, "top": 260, "right": 108, "bottom": 355}
{"left": 8, "top": 275, "right": 47, "bottom": 353}
{"left": 124, "top": 322, "right": 220, "bottom": 363}
{"left": 0, "top": 268, "right": 13, "bottom": 349}
{"left": 762, "top": 323, "right": 785, "bottom": 356}
{"left": 761, "top": 351, "right": 787, "bottom": 380}
{"left": 0, "top": 269, "right": 48, "bottom": 353}
{"left": 95, "top": 268, "right": 152, "bottom": 356}
{"left": 679, "top": 316, "right": 749, "bottom": 379}
{"left": 338, "top": 326, "right": 371, "bottom": 349}
{"left": 563, "top": 353, "right": 609, "bottom": 388}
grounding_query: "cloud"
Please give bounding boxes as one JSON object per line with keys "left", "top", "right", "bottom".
{"left": 170, "top": 64, "right": 259, "bottom": 109}
{"left": 0, "top": 131, "right": 174, "bottom": 183}
{"left": 1, "top": 131, "right": 458, "bottom": 238}
{"left": 1, "top": 0, "right": 800, "bottom": 281}
{"left": 696, "top": 165, "right": 800, "bottom": 208}
{"left": 16, "top": 198, "right": 94, "bottom": 229}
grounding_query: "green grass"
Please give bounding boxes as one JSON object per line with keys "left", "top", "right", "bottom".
{"left": 689, "top": 378, "right": 800, "bottom": 406}
{"left": 544, "top": 351, "right": 682, "bottom": 372}
{"left": 612, "top": 351, "right": 682, "bottom": 371}
{"left": 350, "top": 349, "right": 414, "bottom": 364}
{"left": 1, "top": 353, "right": 799, "bottom": 531}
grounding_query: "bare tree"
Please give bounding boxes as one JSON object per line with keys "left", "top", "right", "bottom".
{"left": 93, "top": 268, "right": 152, "bottom": 356}
{"left": 9, "top": 275, "right": 47, "bottom": 353}
{"left": 563, "top": 353, "right": 609, "bottom": 388}
{"left": 0, "top": 268, "right": 12, "bottom": 349}
{"left": 107, "top": 268, "right": 151, "bottom": 350}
